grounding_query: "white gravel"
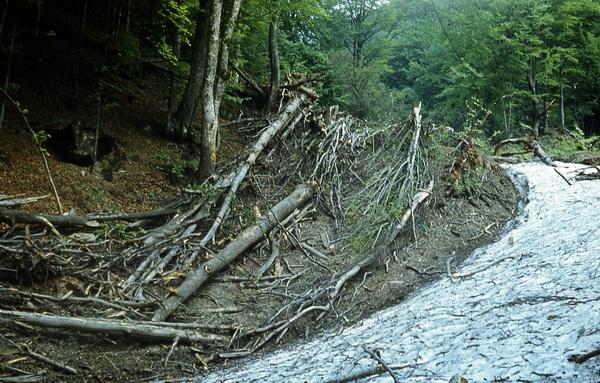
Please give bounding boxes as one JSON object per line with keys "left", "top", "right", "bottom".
{"left": 189, "top": 162, "right": 600, "bottom": 383}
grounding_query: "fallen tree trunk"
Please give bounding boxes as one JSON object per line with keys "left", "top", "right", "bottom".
{"left": 527, "top": 140, "right": 555, "bottom": 166}
{"left": 386, "top": 181, "right": 434, "bottom": 244}
{"left": 0, "top": 202, "right": 182, "bottom": 229}
{"left": 183, "top": 95, "right": 306, "bottom": 265}
{"left": 0, "top": 194, "right": 49, "bottom": 207}
{"left": 330, "top": 182, "right": 434, "bottom": 300}
{"left": 152, "top": 183, "right": 315, "bottom": 322}
{"left": 232, "top": 63, "right": 267, "bottom": 99}
{"left": 0, "top": 309, "right": 228, "bottom": 344}
{"left": 493, "top": 137, "right": 555, "bottom": 166}
{"left": 0, "top": 208, "right": 99, "bottom": 228}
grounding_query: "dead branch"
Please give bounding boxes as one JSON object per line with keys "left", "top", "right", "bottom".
{"left": 494, "top": 137, "right": 555, "bottom": 166}
{"left": 330, "top": 182, "right": 433, "bottom": 300}
{"left": 0, "top": 195, "right": 49, "bottom": 207}
{"left": 231, "top": 63, "right": 267, "bottom": 98}
{"left": 0, "top": 87, "right": 63, "bottom": 214}
{"left": 23, "top": 345, "right": 78, "bottom": 375}
{"left": 493, "top": 138, "right": 528, "bottom": 155}
{"left": 0, "top": 208, "right": 91, "bottom": 230}
{"left": 183, "top": 95, "right": 307, "bottom": 265}
{"left": 386, "top": 181, "right": 434, "bottom": 244}
{"left": 0, "top": 200, "right": 184, "bottom": 230}
{"left": 0, "top": 310, "right": 228, "bottom": 344}
{"left": 554, "top": 168, "right": 572, "bottom": 185}
{"left": 485, "top": 155, "right": 520, "bottom": 164}
{"left": 568, "top": 346, "right": 600, "bottom": 364}
{"left": 362, "top": 345, "right": 401, "bottom": 383}
{"left": 152, "top": 183, "right": 315, "bottom": 322}
{"left": 528, "top": 140, "right": 555, "bottom": 166}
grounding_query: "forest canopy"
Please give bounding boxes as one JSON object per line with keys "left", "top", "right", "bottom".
{"left": 1, "top": 0, "right": 599, "bottom": 152}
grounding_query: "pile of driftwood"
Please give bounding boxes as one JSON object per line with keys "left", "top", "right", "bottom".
{"left": 0, "top": 91, "right": 439, "bottom": 373}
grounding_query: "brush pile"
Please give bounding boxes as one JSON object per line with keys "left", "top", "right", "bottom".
{"left": 0, "top": 91, "right": 440, "bottom": 370}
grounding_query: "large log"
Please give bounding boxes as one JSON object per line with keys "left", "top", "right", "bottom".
{"left": 152, "top": 183, "right": 315, "bottom": 322}
{"left": 0, "top": 309, "right": 228, "bottom": 344}
{"left": 0, "top": 202, "right": 181, "bottom": 229}
{"left": 493, "top": 137, "right": 555, "bottom": 166}
{"left": 183, "top": 95, "right": 306, "bottom": 265}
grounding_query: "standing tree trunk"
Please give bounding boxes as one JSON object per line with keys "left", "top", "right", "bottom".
{"left": 0, "top": 14, "right": 17, "bottom": 133}
{"left": 34, "top": 0, "right": 41, "bottom": 38}
{"left": 528, "top": 58, "right": 541, "bottom": 138}
{"left": 560, "top": 70, "right": 565, "bottom": 132}
{"left": 125, "top": 0, "right": 132, "bottom": 33}
{"left": 0, "top": 0, "right": 9, "bottom": 38}
{"left": 174, "top": 0, "right": 242, "bottom": 178}
{"left": 166, "top": 23, "right": 181, "bottom": 131}
{"left": 196, "top": 0, "right": 223, "bottom": 178}
{"left": 212, "top": 0, "right": 242, "bottom": 150}
{"left": 267, "top": 17, "right": 280, "bottom": 108}
{"left": 172, "top": 5, "right": 209, "bottom": 138}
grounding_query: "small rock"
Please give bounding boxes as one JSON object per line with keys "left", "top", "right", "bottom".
{"left": 449, "top": 375, "right": 468, "bottom": 383}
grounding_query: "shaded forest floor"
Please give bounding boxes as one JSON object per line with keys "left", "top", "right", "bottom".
{"left": 1, "top": 34, "right": 586, "bottom": 383}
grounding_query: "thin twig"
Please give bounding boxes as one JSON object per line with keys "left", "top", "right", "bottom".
{"left": 0, "top": 87, "right": 63, "bottom": 214}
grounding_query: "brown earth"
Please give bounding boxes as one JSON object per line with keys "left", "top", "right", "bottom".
{"left": 0, "top": 137, "right": 518, "bottom": 383}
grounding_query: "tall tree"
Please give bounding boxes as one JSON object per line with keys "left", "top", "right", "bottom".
{"left": 173, "top": 0, "right": 242, "bottom": 178}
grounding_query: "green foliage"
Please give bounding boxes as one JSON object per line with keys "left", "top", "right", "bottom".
{"left": 111, "top": 32, "right": 142, "bottom": 76}
{"left": 185, "top": 183, "right": 220, "bottom": 199}
{"left": 152, "top": 149, "right": 198, "bottom": 181}
{"left": 74, "top": 184, "right": 117, "bottom": 212}
{"left": 33, "top": 130, "right": 50, "bottom": 144}
{"left": 546, "top": 128, "right": 600, "bottom": 157}
{"left": 97, "top": 222, "right": 145, "bottom": 240}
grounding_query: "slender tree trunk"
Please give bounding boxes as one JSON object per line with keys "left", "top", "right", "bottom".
{"left": 0, "top": 14, "right": 17, "bottom": 133}
{"left": 173, "top": 6, "right": 209, "bottom": 138}
{"left": 267, "top": 17, "right": 280, "bottom": 108}
{"left": 174, "top": 0, "right": 242, "bottom": 178}
{"left": 560, "top": 79, "right": 565, "bottom": 131}
{"left": 212, "top": 0, "right": 242, "bottom": 151}
{"left": 0, "top": 0, "right": 9, "bottom": 38}
{"left": 115, "top": 0, "right": 123, "bottom": 37}
{"left": 528, "top": 58, "right": 540, "bottom": 138}
{"left": 196, "top": 0, "right": 223, "bottom": 178}
{"left": 72, "top": 0, "right": 88, "bottom": 103}
{"left": 213, "top": 0, "right": 242, "bottom": 115}
{"left": 79, "top": 0, "right": 88, "bottom": 46}
{"left": 125, "top": 0, "right": 132, "bottom": 33}
{"left": 166, "top": 26, "right": 181, "bottom": 131}
{"left": 34, "top": 0, "right": 40, "bottom": 38}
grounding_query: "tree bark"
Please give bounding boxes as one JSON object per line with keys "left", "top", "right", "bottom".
{"left": 0, "top": 203, "right": 180, "bottom": 229}
{"left": 560, "top": 80, "right": 565, "bottom": 132}
{"left": 173, "top": 6, "right": 209, "bottom": 138}
{"left": 174, "top": 0, "right": 242, "bottom": 178}
{"left": 152, "top": 183, "right": 315, "bottom": 322}
{"left": 213, "top": 0, "right": 242, "bottom": 114}
{"left": 0, "top": 310, "right": 227, "bottom": 344}
{"left": 196, "top": 0, "right": 223, "bottom": 178}
{"left": 528, "top": 58, "right": 541, "bottom": 138}
{"left": 267, "top": 18, "right": 280, "bottom": 108}
{"left": 0, "top": 13, "right": 17, "bottom": 133}
{"left": 0, "top": 0, "right": 9, "bottom": 38}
